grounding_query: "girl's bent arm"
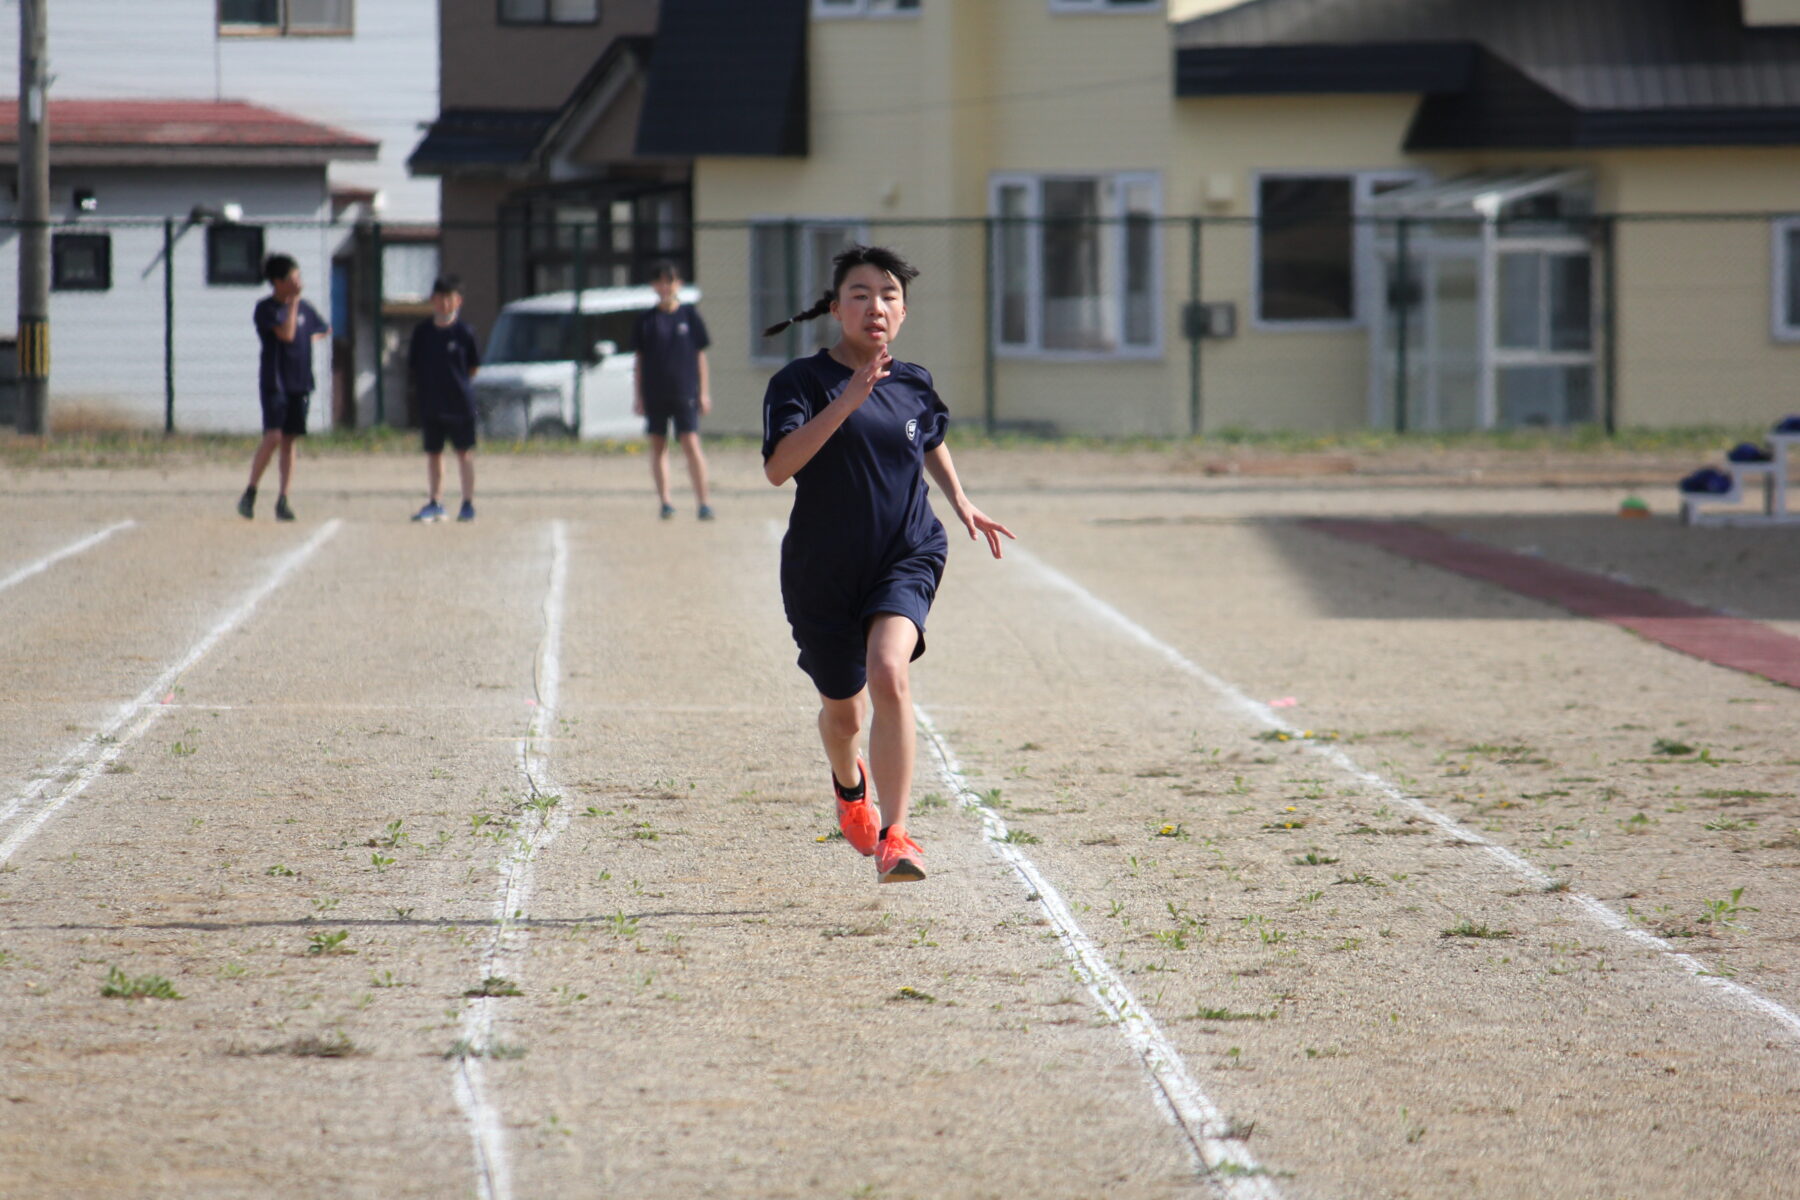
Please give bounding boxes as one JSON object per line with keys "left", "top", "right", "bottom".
{"left": 764, "top": 396, "right": 857, "bottom": 485}
{"left": 925, "top": 444, "right": 1016, "bottom": 559}
{"left": 764, "top": 348, "right": 892, "bottom": 485}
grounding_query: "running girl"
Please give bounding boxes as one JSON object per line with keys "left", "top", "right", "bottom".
{"left": 762, "top": 245, "right": 1014, "bottom": 884}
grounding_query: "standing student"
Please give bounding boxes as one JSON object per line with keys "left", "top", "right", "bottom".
{"left": 407, "top": 275, "right": 482, "bottom": 523}
{"left": 238, "top": 254, "right": 329, "bottom": 521}
{"left": 762, "top": 245, "right": 1014, "bottom": 884}
{"left": 632, "top": 261, "right": 714, "bottom": 520}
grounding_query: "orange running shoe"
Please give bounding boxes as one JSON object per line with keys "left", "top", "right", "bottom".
{"left": 834, "top": 758, "right": 879, "bottom": 857}
{"left": 877, "top": 829, "right": 926, "bottom": 884}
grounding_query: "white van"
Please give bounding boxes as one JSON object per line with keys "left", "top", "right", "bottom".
{"left": 472, "top": 284, "right": 699, "bottom": 441}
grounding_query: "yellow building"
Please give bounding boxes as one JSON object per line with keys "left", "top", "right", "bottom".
{"left": 640, "top": 0, "right": 1800, "bottom": 436}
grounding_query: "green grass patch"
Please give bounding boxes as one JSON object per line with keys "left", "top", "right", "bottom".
{"left": 100, "top": 966, "right": 181, "bottom": 1000}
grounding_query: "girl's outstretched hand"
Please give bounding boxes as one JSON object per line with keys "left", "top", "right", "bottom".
{"left": 958, "top": 503, "right": 1016, "bottom": 560}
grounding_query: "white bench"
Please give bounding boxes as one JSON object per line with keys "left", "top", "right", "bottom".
{"left": 1681, "top": 432, "right": 1800, "bottom": 526}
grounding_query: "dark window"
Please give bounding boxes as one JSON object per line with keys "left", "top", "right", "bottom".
{"left": 816, "top": 0, "right": 920, "bottom": 14}
{"left": 497, "top": 183, "right": 692, "bottom": 305}
{"left": 52, "top": 233, "right": 111, "bottom": 291}
{"left": 1783, "top": 225, "right": 1800, "bottom": 334}
{"left": 219, "top": 0, "right": 351, "bottom": 34}
{"left": 220, "top": 0, "right": 280, "bottom": 26}
{"left": 207, "top": 225, "right": 267, "bottom": 286}
{"left": 1257, "top": 176, "right": 1355, "bottom": 323}
{"left": 498, "top": 0, "right": 599, "bottom": 25}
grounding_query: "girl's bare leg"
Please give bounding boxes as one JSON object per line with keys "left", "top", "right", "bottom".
{"left": 246, "top": 430, "right": 282, "bottom": 489}
{"left": 864, "top": 614, "right": 920, "bottom": 832}
{"left": 677, "top": 431, "right": 710, "bottom": 507}
{"left": 456, "top": 448, "right": 475, "bottom": 503}
{"left": 276, "top": 434, "right": 298, "bottom": 496}
{"left": 648, "top": 433, "right": 671, "bottom": 506}
{"left": 818, "top": 691, "right": 867, "bottom": 791}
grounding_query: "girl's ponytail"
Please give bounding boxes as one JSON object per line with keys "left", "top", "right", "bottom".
{"left": 762, "top": 289, "right": 835, "bottom": 338}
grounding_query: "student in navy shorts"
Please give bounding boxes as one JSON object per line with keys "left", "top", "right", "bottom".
{"left": 238, "top": 254, "right": 329, "bottom": 521}
{"left": 407, "top": 275, "right": 482, "bottom": 523}
{"left": 633, "top": 261, "right": 715, "bottom": 520}
{"left": 762, "top": 245, "right": 1014, "bottom": 884}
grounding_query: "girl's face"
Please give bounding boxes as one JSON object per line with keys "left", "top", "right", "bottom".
{"left": 831, "top": 264, "right": 906, "bottom": 351}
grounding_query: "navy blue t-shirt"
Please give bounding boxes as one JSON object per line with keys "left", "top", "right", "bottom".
{"left": 408, "top": 318, "right": 482, "bottom": 419}
{"left": 633, "top": 304, "right": 710, "bottom": 404}
{"left": 762, "top": 349, "right": 950, "bottom": 618}
{"left": 253, "top": 297, "right": 328, "bottom": 397}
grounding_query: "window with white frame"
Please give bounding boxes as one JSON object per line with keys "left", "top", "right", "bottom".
{"left": 1773, "top": 217, "right": 1800, "bottom": 342}
{"left": 206, "top": 224, "right": 266, "bottom": 286}
{"left": 498, "top": 0, "right": 599, "bottom": 26}
{"left": 991, "top": 172, "right": 1160, "bottom": 355}
{"left": 814, "top": 0, "right": 919, "bottom": 17}
{"left": 750, "top": 219, "right": 868, "bottom": 361}
{"left": 382, "top": 241, "right": 441, "bottom": 304}
{"left": 52, "top": 233, "right": 111, "bottom": 292}
{"left": 219, "top": 0, "right": 352, "bottom": 35}
{"left": 1049, "top": 0, "right": 1159, "bottom": 12}
{"left": 1254, "top": 171, "right": 1419, "bottom": 328}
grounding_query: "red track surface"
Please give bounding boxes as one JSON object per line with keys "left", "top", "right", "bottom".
{"left": 1306, "top": 518, "right": 1800, "bottom": 689}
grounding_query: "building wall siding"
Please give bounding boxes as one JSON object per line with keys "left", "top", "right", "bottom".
{"left": 0, "top": 0, "right": 439, "bottom": 222}
{"left": 439, "top": 0, "right": 658, "bottom": 111}
{"left": 694, "top": 3, "right": 1800, "bottom": 436}
{"left": 0, "top": 168, "right": 333, "bottom": 435}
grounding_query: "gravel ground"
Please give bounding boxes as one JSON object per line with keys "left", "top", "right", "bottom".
{"left": 1, "top": 446, "right": 1797, "bottom": 1199}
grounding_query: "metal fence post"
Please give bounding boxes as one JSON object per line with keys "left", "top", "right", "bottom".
{"left": 371, "top": 220, "right": 385, "bottom": 426}
{"left": 982, "top": 216, "right": 996, "bottom": 434}
{"left": 1393, "top": 217, "right": 1410, "bottom": 434}
{"left": 571, "top": 223, "right": 585, "bottom": 437}
{"left": 163, "top": 217, "right": 175, "bottom": 434}
{"left": 1601, "top": 215, "right": 1618, "bottom": 435}
{"left": 1188, "top": 215, "right": 1202, "bottom": 437}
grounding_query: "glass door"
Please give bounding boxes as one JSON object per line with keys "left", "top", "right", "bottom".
{"left": 1494, "top": 247, "right": 1595, "bottom": 426}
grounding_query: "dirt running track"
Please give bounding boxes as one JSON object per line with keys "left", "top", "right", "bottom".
{"left": 2, "top": 449, "right": 1799, "bottom": 1199}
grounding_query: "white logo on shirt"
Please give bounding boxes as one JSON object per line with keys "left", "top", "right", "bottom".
{"left": 905, "top": 418, "right": 918, "bottom": 443}
{"left": 677, "top": 322, "right": 689, "bottom": 335}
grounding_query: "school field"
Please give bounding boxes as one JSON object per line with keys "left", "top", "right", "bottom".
{"left": 2, "top": 439, "right": 1799, "bottom": 1199}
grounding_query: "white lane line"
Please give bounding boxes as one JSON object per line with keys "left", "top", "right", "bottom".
{"left": 917, "top": 707, "right": 1279, "bottom": 1198}
{"left": 0, "top": 519, "right": 133, "bottom": 596}
{"left": 760, "top": 518, "right": 1271, "bottom": 1190}
{"left": 0, "top": 521, "right": 342, "bottom": 865}
{"left": 451, "top": 519, "right": 572, "bottom": 1200}
{"left": 1013, "top": 545, "right": 1800, "bottom": 1044}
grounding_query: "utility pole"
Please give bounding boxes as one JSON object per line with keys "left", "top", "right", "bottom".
{"left": 16, "top": 0, "right": 49, "bottom": 435}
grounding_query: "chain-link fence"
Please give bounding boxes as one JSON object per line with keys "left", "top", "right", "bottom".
{"left": 5, "top": 211, "right": 1794, "bottom": 438}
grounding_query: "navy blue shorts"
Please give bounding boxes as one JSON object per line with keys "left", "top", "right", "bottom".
{"left": 422, "top": 413, "right": 477, "bottom": 453}
{"left": 787, "top": 552, "right": 943, "bottom": 701}
{"left": 644, "top": 395, "right": 699, "bottom": 438}
{"left": 260, "top": 389, "right": 310, "bottom": 437}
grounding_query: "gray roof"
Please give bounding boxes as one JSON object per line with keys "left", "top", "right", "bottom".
{"left": 1177, "top": 0, "right": 1800, "bottom": 111}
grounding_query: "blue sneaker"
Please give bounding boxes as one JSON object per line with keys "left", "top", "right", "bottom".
{"left": 411, "top": 500, "right": 446, "bottom": 523}
{"left": 697, "top": 504, "right": 715, "bottom": 521}
{"left": 457, "top": 500, "right": 476, "bottom": 522}
{"left": 659, "top": 502, "right": 676, "bottom": 520}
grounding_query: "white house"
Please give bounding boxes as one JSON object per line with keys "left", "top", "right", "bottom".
{"left": 0, "top": 100, "right": 375, "bottom": 434}
{"left": 0, "top": 0, "right": 441, "bottom": 430}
